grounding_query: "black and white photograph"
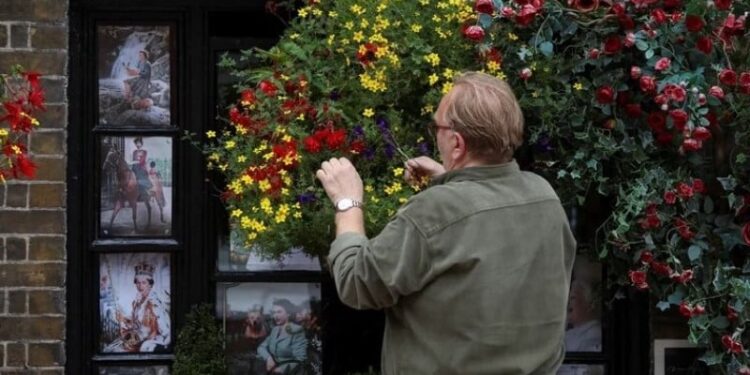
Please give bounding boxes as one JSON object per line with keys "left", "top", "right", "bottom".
{"left": 564, "top": 258, "right": 602, "bottom": 353}
{"left": 100, "top": 136, "right": 173, "bottom": 237}
{"left": 217, "top": 282, "right": 322, "bottom": 375}
{"left": 98, "top": 25, "right": 172, "bottom": 127}
{"left": 654, "top": 339, "right": 709, "bottom": 375}
{"left": 100, "top": 253, "right": 171, "bottom": 353}
{"left": 99, "top": 365, "right": 169, "bottom": 375}
{"left": 219, "top": 230, "right": 321, "bottom": 272}
{"left": 557, "top": 365, "right": 605, "bottom": 375}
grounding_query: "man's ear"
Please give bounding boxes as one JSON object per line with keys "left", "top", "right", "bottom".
{"left": 451, "top": 131, "right": 468, "bottom": 161}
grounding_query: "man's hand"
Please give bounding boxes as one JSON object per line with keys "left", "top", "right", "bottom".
{"left": 316, "top": 157, "right": 364, "bottom": 205}
{"left": 404, "top": 156, "right": 445, "bottom": 184}
{"left": 266, "top": 357, "right": 276, "bottom": 372}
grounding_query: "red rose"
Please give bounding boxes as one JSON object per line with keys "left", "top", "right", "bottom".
{"left": 628, "top": 270, "right": 648, "bottom": 289}
{"left": 596, "top": 86, "right": 616, "bottom": 104}
{"left": 610, "top": 2, "right": 625, "bottom": 16}
{"left": 692, "top": 178, "right": 706, "bottom": 193}
{"left": 675, "top": 218, "right": 695, "bottom": 240}
{"left": 647, "top": 112, "right": 667, "bottom": 132}
{"left": 349, "top": 139, "right": 366, "bottom": 154}
{"left": 740, "top": 368, "right": 750, "bottom": 375}
{"left": 630, "top": 66, "right": 642, "bottom": 79}
{"left": 692, "top": 127, "right": 711, "bottom": 141}
{"left": 651, "top": 9, "right": 667, "bottom": 25}
{"left": 475, "top": 0, "right": 494, "bottom": 14}
{"left": 685, "top": 15, "right": 704, "bottom": 32}
{"left": 670, "top": 109, "right": 689, "bottom": 131}
{"left": 706, "top": 112, "right": 718, "bottom": 128}
{"left": 727, "top": 305, "right": 739, "bottom": 321}
{"left": 463, "top": 25, "right": 485, "bottom": 41}
{"left": 519, "top": 68, "right": 533, "bottom": 80}
{"left": 679, "top": 301, "right": 693, "bottom": 317}
{"left": 651, "top": 261, "right": 672, "bottom": 276}
{"left": 715, "top": 0, "right": 731, "bottom": 10}
{"left": 692, "top": 304, "right": 705, "bottom": 315}
{"left": 696, "top": 36, "right": 713, "bottom": 54}
{"left": 676, "top": 182, "right": 694, "bottom": 199}
{"left": 515, "top": 4, "right": 539, "bottom": 26}
{"left": 663, "top": 0, "right": 681, "bottom": 8}
{"left": 326, "top": 128, "right": 347, "bottom": 150}
{"left": 639, "top": 250, "right": 654, "bottom": 264}
{"left": 664, "top": 84, "right": 686, "bottom": 102}
{"left": 671, "top": 269, "right": 693, "bottom": 284}
{"left": 624, "top": 32, "right": 636, "bottom": 47}
{"left": 603, "top": 35, "right": 622, "bottom": 54}
{"left": 640, "top": 75, "right": 657, "bottom": 92}
{"left": 588, "top": 48, "right": 600, "bottom": 59}
{"left": 501, "top": 6, "right": 515, "bottom": 17}
{"left": 655, "top": 57, "right": 671, "bottom": 72}
{"left": 240, "top": 89, "right": 256, "bottom": 106}
{"left": 625, "top": 103, "right": 642, "bottom": 118}
{"left": 664, "top": 190, "right": 677, "bottom": 204}
{"left": 740, "top": 72, "right": 750, "bottom": 90}
{"left": 719, "top": 68, "right": 737, "bottom": 86}
{"left": 303, "top": 136, "right": 322, "bottom": 153}
{"left": 259, "top": 80, "right": 277, "bottom": 96}
{"left": 709, "top": 86, "right": 724, "bottom": 100}
{"left": 619, "top": 15, "right": 635, "bottom": 30}
{"left": 722, "top": 335, "right": 744, "bottom": 354}
{"left": 657, "top": 132, "right": 674, "bottom": 145}
{"left": 743, "top": 222, "right": 750, "bottom": 245}
{"left": 682, "top": 138, "right": 702, "bottom": 152}
{"left": 570, "top": 0, "right": 599, "bottom": 12}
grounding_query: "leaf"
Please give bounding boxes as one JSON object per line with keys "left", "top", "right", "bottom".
{"left": 667, "top": 287, "right": 685, "bottom": 305}
{"left": 710, "top": 316, "right": 730, "bottom": 330}
{"left": 699, "top": 351, "right": 724, "bottom": 366}
{"left": 479, "top": 14, "right": 493, "bottom": 29}
{"left": 636, "top": 40, "right": 649, "bottom": 51}
{"left": 688, "top": 245, "right": 703, "bottom": 262}
{"left": 539, "top": 41, "right": 554, "bottom": 57}
{"left": 703, "top": 196, "right": 714, "bottom": 214}
{"left": 656, "top": 301, "right": 671, "bottom": 311}
{"left": 281, "top": 42, "right": 307, "bottom": 61}
{"left": 713, "top": 264, "right": 729, "bottom": 292}
{"left": 717, "top": 176, "right": 736, "bottom": 191}
{"left": 645, "top": 49, "right": 655, "bottom": 59}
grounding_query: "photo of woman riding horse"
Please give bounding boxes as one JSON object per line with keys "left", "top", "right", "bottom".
{"left": 100, "top": 136, "right": 173, "bottom": 237}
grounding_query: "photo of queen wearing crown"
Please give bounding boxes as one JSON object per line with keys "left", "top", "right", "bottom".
{"left": 99, "top": 253, "right": 171, "bottom": 353}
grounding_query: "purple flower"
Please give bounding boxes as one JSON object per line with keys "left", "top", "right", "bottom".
{"left": 418, "top": 142, "right": 430, "bottom": 155}
{"left": 352, "top": 125, "right": 365, "bottom": 138}
{"left": 384, "top": 144, "right": 395, "bottom": 159}
{"left": 329, "top": 90, "right": 340, "bottom": 100}
{"left": 297, "top": 193, "right": 317, "bottom": 204}
{"left": 534, "top": 134, "right": 553, "bottom": 153}
{"left": 376, "top": 117, "right": 390, "bottom": 131}
{"left": 363, "top": 147, "right": 376, "bottom": 160}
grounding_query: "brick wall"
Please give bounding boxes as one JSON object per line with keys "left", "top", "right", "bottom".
{"left": 0, "top": 1, "right": 68, "bottom": 374}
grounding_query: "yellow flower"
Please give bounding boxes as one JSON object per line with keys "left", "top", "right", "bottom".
{"left": 289, "top": 33, "right": 300, "bottom": 40}
{"left": 487, "top": 61, "right": 500, "bottom": 72}
{"left": 421, "top": 104, "right": 434, "bottom": 115}
{"left": 350, "top": 4, "right": 365, "bottom": 15}
{"left": 411, "top": 24, "right": 422, "bottom": 33}
{"left": 532, "top": 91, "right": 540, "bottom": 98}
{"left": 442, "top": 68, "right": 454, "bottom": 79}
{"left": 360, "top": 19, "right": 370, "bottom": 29}
{"left": 496, "top": 71, "right": 507, "bottom": 81}
{"left": 353, "top": 31, "right": 364, "bottom": 42}
{"left": 573, "top": 82, "right": 584, "bottom": 91}
{"left": 424, "top": 53, "right": 440, "bottom": 67}
{"left": 432, "top": 15, "right": 442, "bottom": 23}
{"left": 344, "top": 21, "right": 354, "bottom": 30}
{"left": 298, "top": 8, "right": 309, "bottom": 18}
{"left": 260, "top": 197, "right": 273, "bottom": 214}
{"left": 231, "top": 209, "right": 243, "bottom": 218}
{"left": 399, "top": 197, "right": 408, "bottom": 204}
{"left": 363, "top": 108, "right": 375, "bottom": 118}
{"left": 428, "top": 73, "right": 439, "bottom": 86}
{"left": 376, "top": 3, "right": 387, "bottom": 12}
{"left": 241, "top": 175, "right": 254, "bottom": 185}
{"left": 393, "top": 168, "right": 404, "bottom": 177}
{"left": 312, "top": 8, "right": 322, "bottom": 17}
{"left": 418, "top": 0, "right": 429, "bottom": 5}
{"left": 258, "top": 179, "right": 271, "bottom": 192}
{"left": 206, "top": 130, "right": 216, "bottom": 138}
{"left": 225, "top": 140, "right": 236, "bottom": 149}
{"left": 237, "top": 155, "right": 247, "bottom": 163}
{"left": 328, "top": 11, "right": 338, "bottom": 18}
{"left": 441, "top": 82, "right": 453, "bottom": 94}
{"left": 365, "top": 185, "right": 374, "bottom": 193}
{"left": 508, "top": 32, "right": 519, "bottom": 41}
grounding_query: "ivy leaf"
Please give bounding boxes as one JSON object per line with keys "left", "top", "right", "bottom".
{"left": 492, "top": 0, "right": 505, "bottom": 9}
{"left": 713, "top": 264, "right": 729, "bottom": 292}
{"left": 479, "top": 14, "right": 493, "bottom": 29}
{"left": 711, "top": 316, "right": 730, "bottom": 330}
{"left": 700, "top": 351, "right": 724, "bottom": 366}
{"left": 717, "top": 176, "right": 736, "bottom": 191}
{"left": 539, "top": 41, "right": 554, "bottom": 57}
{"left": 645, "top": 49, "right": 655, "bottom": 59}
{"left": 688, "top": 245, "right": 703, "bottom": 262}
{"left": 703, "top": 196, "right": 714, "bottom": 214}
{"left": 667, "top": 287, "right": 685, "bottom": 305}
{"left": 656, "top": 301, "right": 671, "bottom": 311}
{"left": 636, "top": 40, "right": 649, "bottom": 51}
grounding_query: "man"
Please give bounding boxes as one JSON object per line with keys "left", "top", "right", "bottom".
{"left": 316, "top": 72, "right": 576, "bottom": 374}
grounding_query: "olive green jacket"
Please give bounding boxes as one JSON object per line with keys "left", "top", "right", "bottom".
{"left": 329, "top": 161, "right": 576, "bottom": 374}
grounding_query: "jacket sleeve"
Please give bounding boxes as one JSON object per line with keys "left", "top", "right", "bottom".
{"left": 256, "top": 333, "right": 271, "bottom": 361}
{"left": 291, "top": 332, "right": 308, "bottom": 362}
{"left": 327, "top": 214, "right": 435, "bottom": 310}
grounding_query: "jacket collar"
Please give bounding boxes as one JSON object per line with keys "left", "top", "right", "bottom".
{"left": 430, "top": 160, "right": 520, "bottom": 186}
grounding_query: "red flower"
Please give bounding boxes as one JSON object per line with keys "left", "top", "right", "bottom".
{"left": 475, "top": 0, "right": 494, "bottom": 14}
{"left": 670, "top": 109, "right": 689, "bottom": 131}
{"left": 625, "top": 103, "right": 642, "bottom": 118}
{"left": 685, "top": 15, "right": 704, "bottom": 32}
{"left": 628, "top": 270, "right": 648, "bottom": 290}
{"left": 692, "top": 127, "right": 711, "bottom": 142}
{"left": 647, "top": 112, "right": 667, "bottom": 132}
{"left": 696, "top": 36, "right": 713, "bottom": 54}
{"left": 721, "top": 335, "right": 744, "bottom": 354}
{"left": 596, "top": 86, "right": 615, "bottom": 104}
{"left": 664, "top": 190, "right": 677, "bottom": 205}
{"left": 569, "top": 0, "right": 599, "bottom": 12}
{"left": 651, "top": 9, "right": 667, "bottom": 25}
{"left": 640, "top": 75, "right": 657, "bottom": 93}
{"left": 519, "top": 68, "right": 532, "bottom": 80}
{"left": 349, "top": 139, "right": 366, "bottom": 154}
{"left": 714, "top": 0, "right": 731, "bottom": 10}
{"left": 356, "top": 43, "right": 379, "bottom": 65}
{"left": 676, "top": 182, "right": 694, "bottom": 199}
{"left": 743, "top": 222, "right": 750, "bottom": 245}
{"left": 240, "top": 89, "right": 256, "bottom": 106}
{"left": 682, "top": 138, "right": 702, "bottom": 152}
{"left": 0, "top": 101, "right": 34, "bottom": 132}
{"left": 610, "top": 2, "right": 625, "bottom": 16}
{"left": 709, "top": 86, "right": 724, "bottom": 100}
{"left": 515, "top": 4, "right": 540, "bottom": 27}
{"left": 655, "top": 57, "right": 671, "bottom": 72}
{"left": 719, "top": 69, "right": 737, "bottom": 86}
{"left": 588, "top": 48, "right": 600, "bottom": 59}
{"left": 727, "top": 305, "right": 739, "bottom": 321}
{"left": 259, "top": 80, "right": 277, "bottom": 96}
{"left": 679, "top": 301, "right": 693, "bottom": 317}
{"left": 663, "top": 84, "right": 686, "bottom": 102}
{"left": 325, "top": 128, "right": 347, "bottom": 150}
{"left": 657, "top": 132, "right": 674, "bottom": 145}
{"left": 618, "top": 15, "right": 635, "bottom": 30}
{"left": 463, "top": 25, "right": 485, "bottom": 41}
{"left": 603, "top": 35, "right": 622, "bottom": 54}
{"left": 740, "top": 368, "right": 750, "bottom": 375}
{"left": 639, "top": 250, "right": 654, "bottom": 264}
{"left": 692, "top": 179, "right": 706, "bottom": 194}
{"left": 501, "top": 6, "right": 515, "bottom": 17}
{"left": 674, "top": 218, "right": 695, "bottom": 240}
{"left": 671, "top": 269, "right": 693, "bottom": 284}
{"left": 651, "top": 261, "right": 673, "bottom": 276}
{"left": 303, "top": 135, "right": 322, "bottom": 153}
{"left": 630, "top": 66, "right": 642, "bottom": 79}
{"left": 663, "top": 0, "right": 681, "bottom": 8}
{"left": 624, "top": 32, "right": 636, "bottom": 47}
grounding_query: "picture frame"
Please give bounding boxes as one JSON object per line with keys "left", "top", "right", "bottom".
{"left": 99, "top": 252, "right": 172, "bottom": 354}
{"left": 218, "top": 230, "right": 321, "bottom": 272}
{"left": 98, "top": 365, "right": 170, "bottom": 375}
{"left": 97, "top": 23, "right": 175, "bottom": 128}
{"left": 99, "top": 135, "right": 173, "bottom": 238}
{"left": 653, "top": 339, "right": 709, "bottom": 375}
{"left": 216, "top": 282, "right": 322, "bottom": 375}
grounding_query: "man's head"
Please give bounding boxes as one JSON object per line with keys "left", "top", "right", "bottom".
{"left": 434, "top": 72, "right": 524, "bottom": 170}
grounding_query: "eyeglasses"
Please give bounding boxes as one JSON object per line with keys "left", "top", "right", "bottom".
{"left": 427, "top": 120, "right": 453, "bottom": 139}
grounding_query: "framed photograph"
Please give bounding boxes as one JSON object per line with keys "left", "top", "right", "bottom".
{"left": 99, "top": 252, "right": 171, "bottom": 353}
{"left": 217, "top": 282, "right": 322, "bottom": 375}
{"left": 218, "top": 230, "right": 321, "bottom": 272}
{"left": 565, "top": 258, "right": 602, "bottom": 352}
{"left": 97, "top": 24, "right": 173, "bottom": 127}
{"left": 98, "top": 365, "right": 169, "bottom": 375}
{"left": 654, "top": 339, "right": 709, "bottom": 375}
{"left": 100, "top": 136, "right": 173, "bottom": 237}
{"left": 557, "top": 364, "right": 605, "bottom": 375}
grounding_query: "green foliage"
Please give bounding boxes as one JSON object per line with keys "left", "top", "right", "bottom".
{"left": 173, "top": 304, "right": 227, "bottom": 375}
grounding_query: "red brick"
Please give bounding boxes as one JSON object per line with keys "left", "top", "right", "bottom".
{"left": 28, "top": 236, "right": 64, "bottom": 261}
{"left": 30, "top": 25, "right": 67, "bottom": 50}
{"left": 28, "top": 290, "right": 64, "bottom": 314}
{"left": 6, "top": 342, "right": 25, "bottom": 366}
{"left": 31, "top": 157, "right": 65, "bottom": 181}
{"left": 0, "top": 210, "right": 64, "bottom": 233}
{"left": 0, "top": 263, "right": 64, "bottom": 287}
{"left": 6, "top": 237, "right": 27, "bottom": 260}
{"left": 8, "top": 290, "right": 26, "bottom": 314}
{"left": 5, "top": 183, "right": 28, "bottom": 208}
{"left": 0, "top": 316, "right": 64, "bottom": 340}
{"left": 29, "top": 183, "right": 65, "bottom": 208}
{"left": 28, "top": 342, "right": 63, "bottom": 366}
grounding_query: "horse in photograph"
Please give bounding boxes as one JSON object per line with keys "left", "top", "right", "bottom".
{"left": 102, "top": 147, "right": 154, "bottom": 232}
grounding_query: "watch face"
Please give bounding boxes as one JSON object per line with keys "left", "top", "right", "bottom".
{"left": 336, "top": 198, "right": 353, "bottom": 210}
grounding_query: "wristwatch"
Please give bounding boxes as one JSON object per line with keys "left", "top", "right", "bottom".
{"left": 335, "top": 198, "right": 364, "bottom": 212}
